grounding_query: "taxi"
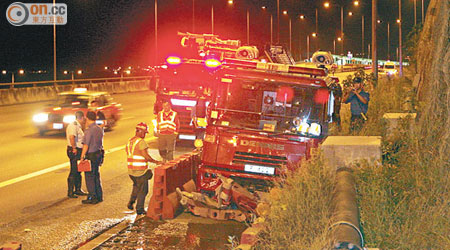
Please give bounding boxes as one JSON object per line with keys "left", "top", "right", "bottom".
{"left": 32, "top": 88, "right": 122, "bottom": 135}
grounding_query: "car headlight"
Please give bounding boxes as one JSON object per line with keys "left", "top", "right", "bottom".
{"left": 63, "top": 115, "right": 76, "bottom": 123}
{"left": 309, "top": 123, "right": 321, "bottom": 136}
{"left": 33, "top": 113, "right": 48, "bottom": 123}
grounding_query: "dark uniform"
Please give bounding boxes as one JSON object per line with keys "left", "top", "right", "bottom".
{"left": 82, "top": 121, "right": 104, "bottom": 204}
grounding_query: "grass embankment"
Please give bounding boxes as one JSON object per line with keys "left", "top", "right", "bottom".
{"left": 256, "top": 72, "right": 449, "bottom": 249}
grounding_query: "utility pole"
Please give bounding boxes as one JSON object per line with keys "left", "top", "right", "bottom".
{"left": 341, "top": 6, "right": 344, "bottom": 55}
{"left": 362, "top": 15, "right": 364, "bottom": 57}
{"left": 211, "top": 5, "right": 214, "bottom": 34}
{"left": 315, "top": 8, "right": 318, "bottom": 34}
{"left": 289, "top": 18, "right": 292, "bottom": 52}
{"left": 247, "top": 9, "right": 250, "bottom": 45}
{"left": 53, "top": 0, "right": 57, "bottom": 85}
{"left": 155, "top": 0, "right": 158, "bottom": 65}
{"left": 270, "top": 14, "right": 273, "bottom": 45}
{"left": 399, "top": 0, "right": 403, "bottom": 77}
{"left": 372, "top": 0, "right": 378, "bottom": 78}
{"left": 192, "top": 0, "right": 195, "bottom": 32}
{"left": 388, "top": 22, "right": 390, "bottom": 60}
{"left": 421, "top": 0, "right": 424, "bottom": 23}
{"left": 277, "top": 0, "right": 280, "bottom": 44}
{"left": 414, "top": 0, "right": 417, "bottom": 26}
{"left": 307, "top": 35, "right": 310, "bottom": 61}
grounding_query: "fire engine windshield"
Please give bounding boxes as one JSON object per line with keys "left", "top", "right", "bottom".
{"left": 55, "top": 94, "right": 89, "bottom": 108}
{"left": 158, "top": 67, "right": 212, "bottom": 96}
{"left": 213, "top": 79, "right": 328, "bottom": 134}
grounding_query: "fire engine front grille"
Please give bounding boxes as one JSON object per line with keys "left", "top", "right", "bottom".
{"left": 232, "top": 151, "right": 287, "bottom": 168}
{"left": 49, "top": 113, "right": 63, "bottom": 123}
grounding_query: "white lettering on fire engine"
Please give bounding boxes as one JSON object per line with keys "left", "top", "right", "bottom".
{"left": 240, "top": 139, "right": 285, "bottom": 150}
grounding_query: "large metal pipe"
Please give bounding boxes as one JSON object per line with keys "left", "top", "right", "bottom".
{"left": 330, "top": 168, "right": 363, "bottom": 250}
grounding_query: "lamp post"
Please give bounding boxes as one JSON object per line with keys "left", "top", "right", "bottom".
{"left": 53, "top": 0, "right": 57, "bottom": 85}
{"left": 283, "top": 10, "right": 291, "bottom": 52}
{"left": 192, "top": 0, "right": 195, "bottom": 32}
{"left": 372, "top": 0, "right": 378, "bottom": 78}
{"left": 307, "top": 33, "right": 317, "bottom": 61}
{"left": 2, "top": 69, "right": 24, "bottom": 85}
{"left": 398, "top": 0, "right": 403, "bottom": 77}
{"left": 307, "top": 35, "right": 310, "bottom": 61}
{"left": 333, "top": 39, "right": 336, "bottom": 54}
{"left": 413, "top": 0, "right": 417, "bottom": 26}
{"left": 211, "top": 5, "right": 214, "bottom": 34}
{"left": 247, "top": 9, "right": 250, "bottom": 44}
{"left": 298, "top": 15, "right": 306, "bottom": 60}
{"left": 64, "top": 70, "right": 82, "bottom": 84}
{"left": 154, "top": 0, "right": 158, "bottom": 65}
{"left": 421, "top": 0, "right": 424, "bottom": 23}
{"left": 261, "top": 6, "right": 273, "bottom": 45}
{"left": 377, "top": 19, "right": 391, "bottom": 61}
{"left": 277, "top": 0, "right": 279, "bottom": 44}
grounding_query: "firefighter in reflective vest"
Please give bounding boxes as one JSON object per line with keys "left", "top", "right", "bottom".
{"left": 191, "top": 97, "right": 208, "bottom": 146}
{"left": 126, "top": 122, "right": 162, "bottom": 215}
{"left": 156, "top": 101, "right": 180, "bottom": 162}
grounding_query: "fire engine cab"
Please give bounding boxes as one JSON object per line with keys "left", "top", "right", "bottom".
{"left": 197, "top": 59, "right": 332, "bottom": 193}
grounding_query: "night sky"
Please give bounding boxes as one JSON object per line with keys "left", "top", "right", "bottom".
{"left": 0, "top": 0, "right": 429, "bottom": 77}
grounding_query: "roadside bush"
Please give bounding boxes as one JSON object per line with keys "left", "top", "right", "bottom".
{"left": 255, "top": 153, "right": 335, "bottom": 250}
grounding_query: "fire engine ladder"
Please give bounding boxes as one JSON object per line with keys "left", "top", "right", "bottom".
{"left": 222, "top": 58, "right": 327, "bottom": 78}
{"left": 266, "top": 45, "right": 296, "bottom": 65}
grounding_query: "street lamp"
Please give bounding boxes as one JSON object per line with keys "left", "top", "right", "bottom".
{"left": 298, "top": 14, "right": 306, "bottom": 60}
{"left": 398, "top": 0, "right": 403, "bottom": 76}
{"left": 307, "top": 33, "right": 317, "bottom": 60}
{"left": 377, "top": 20, "right": 391, "bottom": 61}
{"left": 261, "top": 6, "right": 273, "bottom": 45}
{"left": 2, "top": 70, "right": 24, "bottom": 84}
{"left": 282, "top": 10, "right": 292, "bottom": 52}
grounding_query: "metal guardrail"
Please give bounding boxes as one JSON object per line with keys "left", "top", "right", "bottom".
{"left": 0, "top": 76, "right": 152, "bottom": 89}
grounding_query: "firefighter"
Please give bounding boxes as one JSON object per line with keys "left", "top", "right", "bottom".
{"left": 126, "top": 122, "right": 162, "bottom": 214}
{"left": 156, "top": 102, "right": 180, "bottom": 162}
{"left": 191, "top": 97, "right": 208, "bottom": 141}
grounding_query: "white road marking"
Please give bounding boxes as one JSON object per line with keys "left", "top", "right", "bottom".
{"left": 121, "top": 116, "right": 136, "bottom": 120}
{"left": 0, "top": 137, "right": 157, "bottom": 189}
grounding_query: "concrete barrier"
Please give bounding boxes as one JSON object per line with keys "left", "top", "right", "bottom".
{"left": 321, "top": 136, "right": 382, "bottom": 170}
{"left": 0, "top": 78, "right": 151, "bottom": 106}
{"left": 382, "top": 113, "right": 416, "bottom": 136}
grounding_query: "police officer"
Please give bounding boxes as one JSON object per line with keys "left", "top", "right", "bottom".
{"left": 66, "top": 111, "right": 87, "bottom": 198}
{"left": 156, "top": 102, "right": 180, "bottom": 162}
{"left": 80, "top": 111, "right": 104, "bottom": 204}
{"left": 126, "top": 123, "right": 162, "bottom": 214}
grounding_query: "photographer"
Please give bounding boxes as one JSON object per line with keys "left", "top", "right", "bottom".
{"left": 342, "top": 77, "right": 370, "bottom": 133}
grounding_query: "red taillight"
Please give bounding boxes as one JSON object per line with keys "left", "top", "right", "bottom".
{"left": 204, "top": 59, "right": 222, "bottom": 68}
{"left": 166, "top": 56, "right": 182, "bottom": 65}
